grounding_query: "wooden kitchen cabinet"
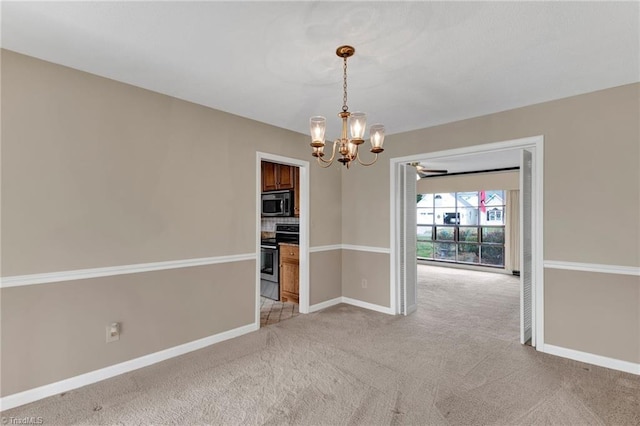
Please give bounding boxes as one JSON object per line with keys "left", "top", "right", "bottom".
{"left": 278, "top": 164, "right": 295, "bottom": 190}
{"left": 261, "top": 161, "right": 295, "bottom": 192}
{"left": 279, "top": 243, "right": 299, "bottom": 304}
{"left": 293, "top": 167, "right": 300, "bottom": 217}
{"left": 262, "top": 161, "right": 278, "bottom": 192}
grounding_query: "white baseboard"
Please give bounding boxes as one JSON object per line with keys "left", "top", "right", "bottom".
{"left": 341, "top": 297, "right": 394, "bottom": 315}
{"left": 418, "top": 259, "right": 512, "bottom": 275}
{"left": 308, "top": 296, "right": 394, "bottom": 315}
{"left": 308, "top": 297, "right": 343, "bottom": 312}
{"left": 542, "top": 344, "right": 640, "bottom": 376}
{"left": 0, "top": 323, "right": 259, "bottom": 411}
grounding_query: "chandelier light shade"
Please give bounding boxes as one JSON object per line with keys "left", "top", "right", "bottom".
{"left": 310, "top": 116, "right": 326, "bottom": 145}
{"left": 369, "top": 124, "right": 385, "bottom": 152}
{"left": 309, "top": 45, "right": 385, "bottom": 168}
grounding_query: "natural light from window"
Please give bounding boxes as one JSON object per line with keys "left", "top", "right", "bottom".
{"left": 417, "top": 191, "right": 506, "bottom": 267}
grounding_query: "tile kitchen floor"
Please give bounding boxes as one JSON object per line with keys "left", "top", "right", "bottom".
{"left": 260, "top": 296, "right": 299, "bottom": 327}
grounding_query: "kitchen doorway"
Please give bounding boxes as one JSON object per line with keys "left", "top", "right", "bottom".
{"left": 255, "top": 152, "right": 310, "bottom": 328}
{"left": 390, "top": 135, "right": 544, "bottom": 348}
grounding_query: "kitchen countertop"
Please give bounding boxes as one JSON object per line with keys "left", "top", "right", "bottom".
{"left": 261, "top": 231, "right": 275, "bottom": 239}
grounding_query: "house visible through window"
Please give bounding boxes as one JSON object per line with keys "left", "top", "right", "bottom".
{"left": 416, "top": 191, "right": 506, "bottom": 267}
{"left": 487, "top": 208, "right": 503, "bottom": 222}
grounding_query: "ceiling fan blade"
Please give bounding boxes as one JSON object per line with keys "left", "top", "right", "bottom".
{"left": 419, "top": 169, "right": 448, "bottom": 174}
{"left": 409, "top": 162, "right": 447, "bottom": 177}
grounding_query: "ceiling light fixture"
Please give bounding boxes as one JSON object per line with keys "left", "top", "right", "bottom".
{"left": 309, "top": 45, "right": 385, "bottom": 168}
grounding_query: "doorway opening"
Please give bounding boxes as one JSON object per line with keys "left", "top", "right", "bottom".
{"left": 390, "top": 136, "right": 544, "bottom": 348}
{"left": 256, "top": 153, "right": 310, "bottom": 329}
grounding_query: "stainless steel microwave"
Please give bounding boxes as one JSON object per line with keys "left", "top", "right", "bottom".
{"left": 261, "top": 190, "right": 293, "bottom": 217}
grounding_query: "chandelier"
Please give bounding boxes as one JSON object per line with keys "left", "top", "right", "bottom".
{"left": 309, "top": 45, "right": 385, "bottom": 168}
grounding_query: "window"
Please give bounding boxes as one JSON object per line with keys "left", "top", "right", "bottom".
{"left": 416, "top": 190, "right": 506, "bottom": 267}
{"left": 487, "top": 208, "right": 503, "bottom": 222}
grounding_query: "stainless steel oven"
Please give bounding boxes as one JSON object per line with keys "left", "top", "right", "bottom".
{"left": 260, "top": 238, "right": 279, "bottom": 300}
{"left": 274, "top": 224, "right": 299, "bottom": 245}
{"left": 260, "top": 241, "right": 278, "bottom": 283}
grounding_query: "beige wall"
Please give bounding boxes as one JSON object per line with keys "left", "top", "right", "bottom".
{"left": 545, "top": 269, "right": 639, "bottom": 364}
{"left": 1, "top": 50, "right": 342, "bottom": 276}
{"left": 343, "top": 83, "right": 640, "bottom": 264}
{"left": 0, "top": 50, "right": 343, "bottom": 396}
{"left": 342, "top": 83, "right": 640, "bottom": 362}
{"left": 1, "top": 261, "right": 255, "bottom": 396}
{"left": 309, "top": 250, "right": 342, "bottom": 305}
{"left": 310, "top": 165, "right": 342, "bottom": 248}
{"left": 417, "top": 170, "right": 519, "bottom": 194}
{"left": 342, "top": 250, "right": 390, "bottom": 308}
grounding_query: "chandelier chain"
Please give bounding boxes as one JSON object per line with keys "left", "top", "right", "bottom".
{"left": 342, "top": 56, "right": 348, "bottom": 112}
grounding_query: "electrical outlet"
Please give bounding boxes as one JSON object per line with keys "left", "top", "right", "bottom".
{"left": 361, "top": 278, "right": 368, "bottom": 289}
{"left": 106, "top": 322, "right": 120, "bottom": 343}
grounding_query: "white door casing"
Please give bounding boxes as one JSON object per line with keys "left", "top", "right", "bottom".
{"left": 390, "top": 135, "right": 544, "bottom": 348}
{"left": 520, "top": 148, "right": 534, "bottom": 345}
{"left": 256, "top": 152, "right": 310, "bottom": 328}
{"left": 398, "top": 164, "right": 418, "bottom": 315}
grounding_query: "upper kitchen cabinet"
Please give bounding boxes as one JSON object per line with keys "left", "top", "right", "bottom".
{"left": 293, "top": 167, "right": 300, "bottom": 217}
{"left": 262, "top": 161, "right": 295, "bottom": 192}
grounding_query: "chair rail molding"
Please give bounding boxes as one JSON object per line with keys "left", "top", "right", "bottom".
{"left": 544, "top": 260, "right": 640, "bottom": 276}
{"left": 1, "top": 253, "right": 257, "bottom": 288}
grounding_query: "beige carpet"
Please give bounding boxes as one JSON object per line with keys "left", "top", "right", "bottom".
{"left": 3, "top": 265, "right": 639, "bottom": 425}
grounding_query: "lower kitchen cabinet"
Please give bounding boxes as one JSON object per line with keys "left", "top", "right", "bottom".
{"left": 279, "top": 243, "right": 299, "bottom": 303}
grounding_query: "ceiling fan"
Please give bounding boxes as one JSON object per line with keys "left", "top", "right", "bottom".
{"left": 409, "top": 162, "right": 448, "bottom": 178}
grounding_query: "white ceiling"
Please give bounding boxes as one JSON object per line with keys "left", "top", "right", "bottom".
{"left": 1, "top": 1, "right": 639, "bottom": 142}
